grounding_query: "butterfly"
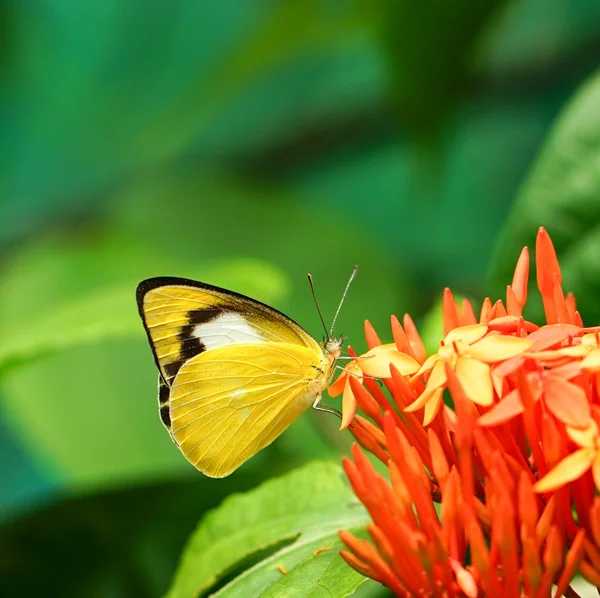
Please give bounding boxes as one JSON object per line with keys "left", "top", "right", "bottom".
{"left": 136, "top": 268, "right": 356, "bottom": 478}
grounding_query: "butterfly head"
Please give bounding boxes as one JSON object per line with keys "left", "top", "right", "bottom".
{"left": 322, "top": 335, "right": 344, "bottom": 359}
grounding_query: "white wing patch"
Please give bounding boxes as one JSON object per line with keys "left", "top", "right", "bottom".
{"left": 192, "top": 312, "right": 267, "bottom": 351}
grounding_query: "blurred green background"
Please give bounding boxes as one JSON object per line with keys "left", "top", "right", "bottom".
{"left": 2, "top": 1, "right": 600, "bottom": 596}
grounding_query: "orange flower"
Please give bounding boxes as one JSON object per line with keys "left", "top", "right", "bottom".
{"left": 336, "top": 227, "right": 600, "bottom": 596}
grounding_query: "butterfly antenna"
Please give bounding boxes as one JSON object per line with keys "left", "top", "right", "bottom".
{"left": 308, "top": 273, "right": 329, "bottom": 339}
{"left": 330, "top": 265, "right": 358, "bottom": 337}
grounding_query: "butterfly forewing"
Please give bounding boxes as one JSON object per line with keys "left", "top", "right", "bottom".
{"left": 136, "top": 277, "right": 318, "bottom": 387}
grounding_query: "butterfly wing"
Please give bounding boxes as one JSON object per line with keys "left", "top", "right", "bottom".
{"left": 136, "top": 277, "right": 319, "bottom": 387}
{"left": 157, "top": 375, "right": 171, "bottom": 430}
{"left": 168, "top": 341, "right": 332, "bottom": 477}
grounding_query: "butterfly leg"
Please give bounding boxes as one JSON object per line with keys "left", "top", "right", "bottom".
{"left": 312, "top": 394, "right": 343, "bottom": 420}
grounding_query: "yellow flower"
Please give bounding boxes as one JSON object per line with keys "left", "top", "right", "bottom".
{"left": 329, "top": 344, "right": 420, "bottom": 429}
{"left": 535, "top": 417, "right": 600, "bottom": 493}
{"left": 405, "top": 325, "right": 531, "bottom": 425}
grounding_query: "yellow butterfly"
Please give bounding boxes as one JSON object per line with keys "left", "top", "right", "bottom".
{"left": 136, "top": 269, "right": 356, "bottom": 478}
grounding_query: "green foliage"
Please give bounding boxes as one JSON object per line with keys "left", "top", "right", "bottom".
{"left": 0, "top": 285, "right": 138, "bottom": 373}
{"left": 166, "top": 462, "right": 370, "bottom": 598}
{"left": 136, "top": 1, "right": 386, "bottom": 164}
{"left": 489, "top": 68, "right": 600, "bottom": 323}
{"left": 0, "top": 471, "right": 296, "bottom": 598}
{"left": 380, "top": 0, "right": 508, "bottom": 134}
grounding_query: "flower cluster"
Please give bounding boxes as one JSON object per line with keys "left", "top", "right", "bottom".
{"left": 336, "top": 228, "right": 600, "bottom": 597}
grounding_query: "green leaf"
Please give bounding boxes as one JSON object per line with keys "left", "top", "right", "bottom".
{"left": 166, "top": 461, "right": 370, "bottom": 598}
{"left": 489, "top": 68, "right": 600, "bottom": 324}
{"left": 0, "top": 258, "right": 288, "bottom": 374}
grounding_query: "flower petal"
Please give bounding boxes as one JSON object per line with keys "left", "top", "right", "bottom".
{"left": 443, "top": 288, "right": 461, "bottom": 334}
{"left": 480, "top": 297, "right": 493, "bottom": 323}
{"left": 428, "top": 357, "right": 448, "bottom": 388}
{"left": 527, "top": 345, "right": 588, "bottom": 363}
{"left": 534, "top": 448, "right": 595, "bottom": 493}
{"left": 582, "top": 348, "right": 600, "bottom": 373}
{"left": 550, "top": 361, "right": 581, "bottom": 380}
{"left": 359, "top": 344, "right": 420, "bottom": 378}
{"left": 543, "top": 374, "right": 591, "bottom": 428}
{"left": 451, "top": 559, "right": 478, "bottom": 598}
{"left": 491, "top": 365, "right": 505, "bottom": 398}
{"left": 328, "top": 370, "right": 348, "bottom": 397}
{"left": 455, "top": 356, "right": 493, "bottom": 406}
{"left": 467, "top": 335, "right": 532, "bottom": 363}
{"left": 492, "top": 355, "right": 526, "bottom": 379}
{"left": 536, "top": 227, "right": 562, "bottom": 294}
{"left": 405, "top": 383, "right": 443, "bottom": 413}
{"left": 477, "top": 388, "right": 523, "bottom": 427}
{"left": 444, "top": 324, "right": 487, "bottom": 346}
{"left": 511, "top": 246, "right": 529, "bottom": 307}
{"left": 423, "top": 387, "right": 444, "bottom": 426}
{"left": 444, "top": 406, "right": 457, "bottom": 432}
{"left": 593, "top": 452, "right": 600, "bottom": 492}
{"left": 439, "top": 341, "right": 460, "bottom": 360}
{"left": 412, "top": 353, "right": 439, "bottom": 380}
{"left": 460, "top": 298, "right": 478, "bottom": 326}
{"left": 491, "top": 300, "right": 507, "bottom": 319}
{"left": 340, "top": 380, "right": 357, "bottom": 431}
{"left": 582, "top": 332, "right": 600, "bottom": 348}
{"left": 526, "top": 324, "right": 581, "bottom": 351}
{"left": 487, "top": 315, "right": 521, "bottom": 333}
{"left": 566, "top": 420, "right": 599, "bottom": 449}
{"left": 404, "top": 314, "right": 427, "bottom": 364}
{"left": 506, "top": 286, "right": 520, "bottom": 316}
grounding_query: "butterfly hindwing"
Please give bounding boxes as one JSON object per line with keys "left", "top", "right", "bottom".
{"left": 168, "top": 342, "right": 331, "bottom": 478}
{"left": 158, "top": 375, "right": 171, "bottom": 430}
{"left": 136, "top": 277, "right": 318, "bottom": 387}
